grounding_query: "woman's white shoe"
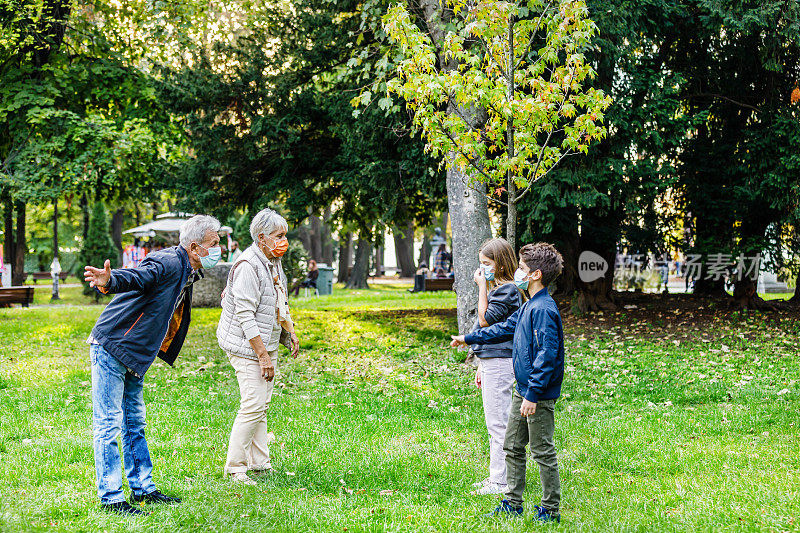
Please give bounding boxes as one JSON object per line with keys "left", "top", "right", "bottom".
{"left": 250, "top": 462, "right": 273, "bottom": 473}
{"left": 229, "top": 472, "right": 257, "bottom": 486}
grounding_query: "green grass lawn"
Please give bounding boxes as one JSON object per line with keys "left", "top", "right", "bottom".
{"left": 1, "top": 286, "right": 799, "bottom": 532}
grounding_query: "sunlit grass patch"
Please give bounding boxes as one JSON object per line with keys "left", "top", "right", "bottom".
{"left": 0, "top": 289, "right": 798, "bottom": 531}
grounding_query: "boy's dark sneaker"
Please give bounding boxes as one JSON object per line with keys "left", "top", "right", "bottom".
{"left": 131, "top": 490, "right": 181, "bottom": 505}
{"left": 483, "top": 499, "right": 523, "bottom": 518}
{"left": 533, "top": 505, "right": 561, "bottom": 523}
{"left": 101, "top": 501, "right": 149, "bottom": 516}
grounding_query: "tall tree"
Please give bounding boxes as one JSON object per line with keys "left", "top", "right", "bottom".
{"left": 383, "top": 0, "right": 611, "bottom": 250}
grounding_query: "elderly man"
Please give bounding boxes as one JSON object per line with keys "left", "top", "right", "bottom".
{"left": 84, "top": 214, "right": 221, "bottom": 516}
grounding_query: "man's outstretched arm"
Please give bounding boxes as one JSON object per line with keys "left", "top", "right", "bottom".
{"left": 85, "top": 258, "right": 164, "bottom": 294}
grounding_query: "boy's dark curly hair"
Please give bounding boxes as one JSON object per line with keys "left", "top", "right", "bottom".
{"left": 519, "top": 242, "right": 564, "bottom": 287}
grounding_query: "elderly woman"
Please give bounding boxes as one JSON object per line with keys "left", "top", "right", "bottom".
{"left": 217, "top": 208, "right": 300, "bottom": 485}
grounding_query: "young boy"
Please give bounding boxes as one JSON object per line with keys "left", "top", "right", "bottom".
{"left": 451, "top": 242, "right": 565, "bottom": 523}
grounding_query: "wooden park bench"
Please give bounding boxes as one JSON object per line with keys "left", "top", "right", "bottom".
{"left": 27, "top": 272, "right": 69, "bottom": 283}
{"left": 424, "top": 277, "right": 454, "bottom": 292}
{"left": 0, "top": 286, "right": 35, "bottom": 307}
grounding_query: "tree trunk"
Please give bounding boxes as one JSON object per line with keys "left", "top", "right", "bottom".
{"left": 692, "top": 277, "right": 728, "bottom": 297}
{"left": 375, "top": 244, "right": 384, "bottom": 277}
{"left": 111, "top": 207, "right": 124, "bottom": 266}
{"left": 505, "top": 17, "right": 517, "bottom": 251}
{"left": 309, "top": 214, "right": 323, "bottom": 262}
{"left": 296, "top": 224, "right": 312, "bottom": 257}
{"left": 393, "top": 220, "right": 416, "bottom": 277}
{"left": 53, "top": 199, "right": 59, "bottom": 259}
{"left": 322, "top": 207, "right": 334, "bottom": 265}
{"left": 337, "top": 232, "right": 352, "bottom": 283}
{"left": 12, "top": 201, "right": 25, "bottom": 286}
{"left": 3, "top": 193, "right": 14, "bottom": 266}
{"left": 506, "top": 196, "right": 517, "bottom": 251}
{"left": 346, "top": 238, "right": 371, "bottom": 289}
{"left": 790, "top": 272, "right": 800, "bottom": 305}
{"left": 732, "top": 277, "right": 774, "bottom": 310}
{"left": 81, "top": 193, "right": 90, "bottom": 240}
{"left": 572, "top": 208, "right": 619, "bottom": 313}
{"left": 550, "top": 209, "right": 580, "bottom": 296}
{"left": 438, "top": 211, "right": 449, "bottom": 238}
{"left": 418, "top": 233, "right": 431, "bottom": 268}
{"left": 447, "top": 158, "right": 492, "bottom": 334}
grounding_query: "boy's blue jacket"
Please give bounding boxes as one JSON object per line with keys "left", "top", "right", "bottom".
{"left": 464, "top": 287, "right": 564, "bottom": 403}
{"left": 90, "top": 246, "right": 197, "bottom": 377}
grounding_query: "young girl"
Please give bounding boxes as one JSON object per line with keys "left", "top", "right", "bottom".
{"left": 469, "top": 237, "right": 525, "bottom": 495}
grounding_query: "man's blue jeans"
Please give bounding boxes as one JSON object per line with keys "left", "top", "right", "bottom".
{"left": 90, "top": 344, "right": 156, "bottom": 503}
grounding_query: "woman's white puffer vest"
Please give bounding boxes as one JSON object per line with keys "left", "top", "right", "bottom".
{"left": 216, "top": 245, "right": 287, "bottom": 359}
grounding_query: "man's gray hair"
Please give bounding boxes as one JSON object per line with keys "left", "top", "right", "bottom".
{"left": 179, "top": 215, "right": 221, "bottom": 247}
{"left": 250, "top": 208, "right": 288, "bottom": 242}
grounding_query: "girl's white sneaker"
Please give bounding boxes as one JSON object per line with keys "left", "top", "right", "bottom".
{"left": 472, "top": 482, "right": 508, "bottom": 496}
{"left": 471, "top": 477, "right": 491, "bottom": 489}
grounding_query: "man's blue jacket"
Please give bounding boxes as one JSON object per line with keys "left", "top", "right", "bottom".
{"left": 464, "top": 287, "right": 564, "bottom": 403}
{"left": 90, "top": 246, "right": 197, "bottom": 377}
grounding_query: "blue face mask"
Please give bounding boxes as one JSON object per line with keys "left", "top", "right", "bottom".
{"left": 198, "top": 244, "right": 222, "bottom": 269}
{"left": 513, "top": 268, "right": 530, "bottom": 290}
{"left": 481, "top": 264, "right": 495, "bottom": 281}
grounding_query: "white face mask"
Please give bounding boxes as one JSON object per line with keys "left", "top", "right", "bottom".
{"left": 481, "top": 264, "right": 495, "bottom": 281}
{"left": 514, "top": 268, "right": 530, "bottom": 290}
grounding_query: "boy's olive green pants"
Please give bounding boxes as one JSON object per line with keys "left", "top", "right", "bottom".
{"left": 503, "top": 391, "right": 561, "bottom": 513}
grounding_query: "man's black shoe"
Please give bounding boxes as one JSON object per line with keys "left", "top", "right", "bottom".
{"left": 101, "top": 501, "right": 149, "bottom": 516}
{"left": 132, "top": 490, "right": 182, "bottom": 505}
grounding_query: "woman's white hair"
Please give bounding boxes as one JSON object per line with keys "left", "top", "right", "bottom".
{"left": 250, "top": 208, "right": 288, "bottom": 243}
{"left": 179, "top": 215, "right": 221, "bottom": 247}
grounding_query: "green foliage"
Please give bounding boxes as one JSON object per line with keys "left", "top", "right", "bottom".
{"left": 0, "top": 0, "right": 185, "bottom": 207}
{"left": 233, "top": 212, "right": 253, "bottom": 250}
{"left": 514, "top": 0, "right": 800, "bottom": 297}
{"left": 159, "top": 0, "right": 446, "bottom": 238}
{"left": 78, "top": 201, "right": 117, "bottom": 299}
{"left": 282, "top": 240, "right": 310, "bottom": 286}
{"left": 382, "top": 0, "right": 611, "bottom": 200}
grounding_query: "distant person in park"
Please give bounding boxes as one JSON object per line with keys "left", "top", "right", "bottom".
{"left": 217, "top": 208, "right": 300, "bottom": 486}
{"left": 291, "top": 259, "right": 318, "bottom": 296}
{"left": 435, "top": 267, "right": 447, "bottom": 279}
{"left": 434, "top": 243, "right": 451, "bottom": 274}
{"left": 409, "top": 262, "right": 429, "bottom": 292}
{"left": 228, "top": 240, "right": 243, "bottom": 263}
{"left": 83, "top": 215, "right": 222, "bottom": 516}
{"left": 451, "top": 242, "right": 565, "bottom": 523}
{"left": 467, "top": 238, "right": 525, "bottom": 496}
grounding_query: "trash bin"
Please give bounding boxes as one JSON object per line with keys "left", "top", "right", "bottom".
{"left": 316, "top": 264, "right": 334, "bottom": 295}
